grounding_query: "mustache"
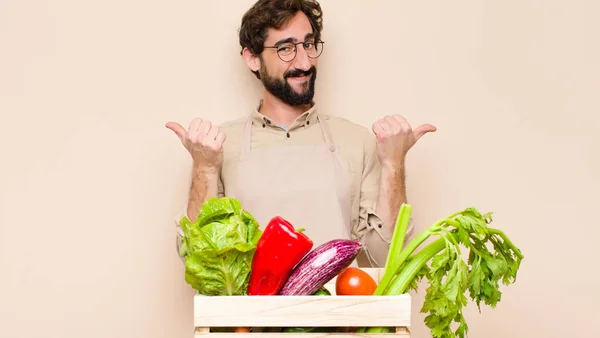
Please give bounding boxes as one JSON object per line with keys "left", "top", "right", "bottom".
{"left": 284, "top": 67, "right": 316, "bottom": 79}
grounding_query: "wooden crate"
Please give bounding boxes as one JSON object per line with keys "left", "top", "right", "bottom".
{"left": 193, "top": 268, "right": 411, "bottom": 337}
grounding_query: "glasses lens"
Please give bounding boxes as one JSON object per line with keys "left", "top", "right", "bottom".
{"left": 278, "top": 43, "right": 296, "bottom": 62}
{"left": 307, "top": 42, "right": 323, "bottom": 59}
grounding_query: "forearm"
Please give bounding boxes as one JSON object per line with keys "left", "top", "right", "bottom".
{"left": 374, "top": 163, "right": 407, "bottom": 232}
{"left": 187, "top": 164, "right": 220, "bottom": 222}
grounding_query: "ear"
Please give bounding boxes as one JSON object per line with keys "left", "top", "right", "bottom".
{"left": 242, "top": 47, "right": 261, "bottom": 73}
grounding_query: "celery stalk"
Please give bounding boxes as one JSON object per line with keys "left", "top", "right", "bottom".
{"left": 379, "top": 203, "right": 412, "bottom": 294}
{"left": 382, "top": 238, "right": 446, "bottom": 295}
{"left": 375, "top": 224, "right": 436, "bottom": 295}
{"left": 376, "top": 213, "right": 459, "bottom": 296}
{"left": 384, "top": 203, "right": 412, "bottom": 270}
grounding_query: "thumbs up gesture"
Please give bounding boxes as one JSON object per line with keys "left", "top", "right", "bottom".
{"left": 166, "top": 118, "right": 227, "bottom": 172}
{"left": 372, "top": 115, "right": 436, "bottom": 170}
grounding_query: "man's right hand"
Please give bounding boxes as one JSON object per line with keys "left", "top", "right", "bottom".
{"left": 165, "top": 119, "right": 227, "bottom": 171}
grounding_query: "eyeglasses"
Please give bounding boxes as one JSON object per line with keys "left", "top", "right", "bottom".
{"left": 263, "top": 40, "right": 325, "bottom": 62}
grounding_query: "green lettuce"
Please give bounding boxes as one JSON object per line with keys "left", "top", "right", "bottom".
{"left": 179, "top": 197, "right": 263, "bottom": 295}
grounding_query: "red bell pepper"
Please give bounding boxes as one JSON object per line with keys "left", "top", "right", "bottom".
{"left": 248, "top": 216, "right": 313, "bottom": 295}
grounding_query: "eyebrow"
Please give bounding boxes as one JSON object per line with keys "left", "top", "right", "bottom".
{"left": 274, "top": 37, "right": 295, "bottom": 47}
{"left": 273, "top": 33, "right": 316, "bottom": 46}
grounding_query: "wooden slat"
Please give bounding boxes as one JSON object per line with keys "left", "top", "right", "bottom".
{"left": 194, "top": 294, "right": 411, "bottom": 327}
{"left": 194, "top": 333, "right": 409, "bottom": 338}
{"left": 395, "top": 327, "right": 410, "bottom": 336}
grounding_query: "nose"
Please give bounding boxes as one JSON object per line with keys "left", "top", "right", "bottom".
{"left": 292, "top": 44, "right": 312, "bottom": 71}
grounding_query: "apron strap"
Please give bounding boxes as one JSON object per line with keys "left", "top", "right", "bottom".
{"left": 317, "top": 115, "right": 353, "bottom": 239}
{"left": 317, "top": 115, "right": 333, "bottom": 144}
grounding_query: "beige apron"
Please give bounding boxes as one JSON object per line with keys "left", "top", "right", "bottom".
{"left": 231, "top": 114, "right": 353, "bottom": 254}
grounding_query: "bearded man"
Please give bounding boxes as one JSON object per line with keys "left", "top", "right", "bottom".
{"left": 166, "top": 0, "right": 436, "bottom": 266}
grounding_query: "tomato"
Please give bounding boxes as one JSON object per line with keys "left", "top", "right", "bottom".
{"left": 335, "top": 267, "right": 377, "bottom": 295}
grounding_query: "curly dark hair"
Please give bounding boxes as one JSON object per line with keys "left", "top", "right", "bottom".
{"left": 238, "top": 0, "right": 324, "bottom": 78}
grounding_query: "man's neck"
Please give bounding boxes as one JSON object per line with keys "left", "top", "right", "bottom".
{"left": 259, "top": 90, "right": 312, "bottom": 126}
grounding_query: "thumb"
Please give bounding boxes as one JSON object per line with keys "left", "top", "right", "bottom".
{"left": 413, "top": 123, "right": 437, "bottom": 141}
{"left": 165, "top": 122, "right": 186, "bottom": 141}
{"left": 371, "top": 123, "right": 386, "bottom": 142}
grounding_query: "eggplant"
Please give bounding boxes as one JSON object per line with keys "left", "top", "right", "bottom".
{"left": 278, "top": 239, "right": 362, "bottom": 296}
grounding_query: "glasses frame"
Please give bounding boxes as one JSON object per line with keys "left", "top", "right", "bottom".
{"left": 263, "top": 40, "right": 325, "bottom": 62}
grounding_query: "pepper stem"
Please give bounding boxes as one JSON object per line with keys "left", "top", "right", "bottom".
{"left": 296, "top": 228, "right": 306, "bottom": 233}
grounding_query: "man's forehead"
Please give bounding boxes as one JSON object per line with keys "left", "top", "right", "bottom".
{"left": 264, "top": 13, "right": 314, "bottom": 44}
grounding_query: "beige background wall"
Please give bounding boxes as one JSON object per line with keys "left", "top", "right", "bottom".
{"left": 1, "top": 0, "right": 598, "bottom": 337}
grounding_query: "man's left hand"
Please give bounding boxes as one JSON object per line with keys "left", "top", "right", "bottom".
{"left": 372, "top": 115, "right": 437, "bottom": 171}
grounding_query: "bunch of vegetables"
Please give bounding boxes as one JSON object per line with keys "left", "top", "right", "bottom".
{"left": 180, "top": 199, "right": 363, "bottom": 298}
{"left": 180, "top": 197, "right": 524, "bottom": 338}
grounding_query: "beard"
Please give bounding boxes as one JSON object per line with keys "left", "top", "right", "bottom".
{"left": 259, "top": 64, "right": 317, "bottom": 106}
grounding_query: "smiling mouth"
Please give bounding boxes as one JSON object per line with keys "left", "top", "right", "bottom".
{"left": 288, "top": 74, "right": 311, "bottom": 81}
